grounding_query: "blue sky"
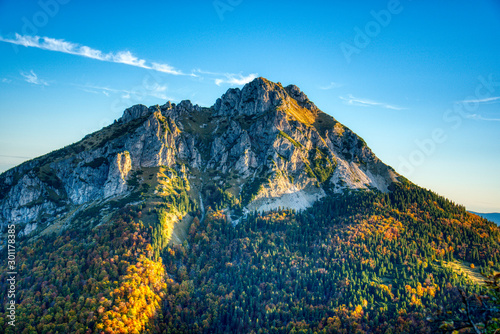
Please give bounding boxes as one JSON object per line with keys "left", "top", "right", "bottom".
{"left": 0, "top": 0, "right": 499, "bottom": 212}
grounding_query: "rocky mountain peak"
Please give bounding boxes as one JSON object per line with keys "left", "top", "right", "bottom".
{"left": 121, "top": 99, "right": 205, "bottom": 124}
{"left": 0, "top": 77, "right": 400, "bottom": 237}
{"left": 212, "top": 77, "right": 320, "bottom": 130}
{"left": 120, "top": 104, "right": 151, "bottom": 123}
{"left": 213, "top": 77, "right": 287, "bottom": 116}
{"left": 285, "top": 84, "right": 318, "bottom": 111}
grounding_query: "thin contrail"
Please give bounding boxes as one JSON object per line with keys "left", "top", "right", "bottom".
{"left": 0, "top": 155, "right": 32, "bottom": 159}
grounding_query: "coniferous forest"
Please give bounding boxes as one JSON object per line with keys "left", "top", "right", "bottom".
{"left": 1, "top": 181, "right": 500, "bottom": 333}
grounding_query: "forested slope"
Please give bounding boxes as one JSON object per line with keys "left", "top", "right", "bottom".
{"left": 3, "top": 181, "right": 499, "bottom": 333}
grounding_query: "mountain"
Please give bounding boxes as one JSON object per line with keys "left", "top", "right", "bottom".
{"left": 0, "top": 77, "right": 397, "bottom": 237}
{"left": 470, "top": 212, "right": 500, "bottom": 225}
{"left": 1, "top": 78, "right": 499, "bottom": 333}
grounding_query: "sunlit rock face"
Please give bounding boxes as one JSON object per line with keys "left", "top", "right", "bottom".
{"left": 0, "top": 77, "right": 399, "bottom": 235}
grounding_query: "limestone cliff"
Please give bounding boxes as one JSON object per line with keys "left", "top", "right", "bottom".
{"left": 0, "top": 77, "right": 399, "bottom": 237}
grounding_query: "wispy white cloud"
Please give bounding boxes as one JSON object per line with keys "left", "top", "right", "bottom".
{"left": 339, "top": 94, "right": 405, "bottom": 110}
{"left": 319, "top": 82, "right": 343, "bottom": 90}
{"left": 76, "top": 83, "right": 174, "bottom": 101}
{"left": 2, "top": 34, "right": 259, "bottom": 86}
{"left": 20, "top": 70, "right": 48, "bottom": 86}
{"left": 460, "top": 96, "right": 500, "bottom": 104}
{"left": 112, "top": 51, "right": 147, "bottom": 68}
{"left": 151, "top": 62, "right": 186, "bottom": 76}
{"left": 0, "top": 154, "right": 32, "bottom": 159}
{"left": 465, "top": 114, "right": 500, "bottom": 122}
{"left": 0, "top": 33, "right": 185, "bottom": 76}
{"left": 1, "top": 78, "right": 12, "bottom": 83}
{"left": 144, "top": 82, "right": 170, "bottom": 100}
{"left": 193, "top": 69, "right": 258, "bottom": 86}
{"left": 194, "top": 69, "right": 223, "bottom": 76}
{"left": 214, "top": 73, "right": 258, "bottom": 86}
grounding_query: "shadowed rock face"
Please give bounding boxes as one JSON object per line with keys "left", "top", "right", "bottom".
{"left": 0, "top": 77, "right": 399, "bottom": 235}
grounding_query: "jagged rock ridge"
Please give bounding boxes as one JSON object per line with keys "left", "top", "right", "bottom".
{"left": 0, "top": 77, "right": 399, "bottom": 237}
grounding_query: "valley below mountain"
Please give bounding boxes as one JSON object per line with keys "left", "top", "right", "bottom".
{"left": 470, "top": 212, "right": 500, "bottom": 225}
{"left": 1, "top": 78, "right": 499, "bottom": 333}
